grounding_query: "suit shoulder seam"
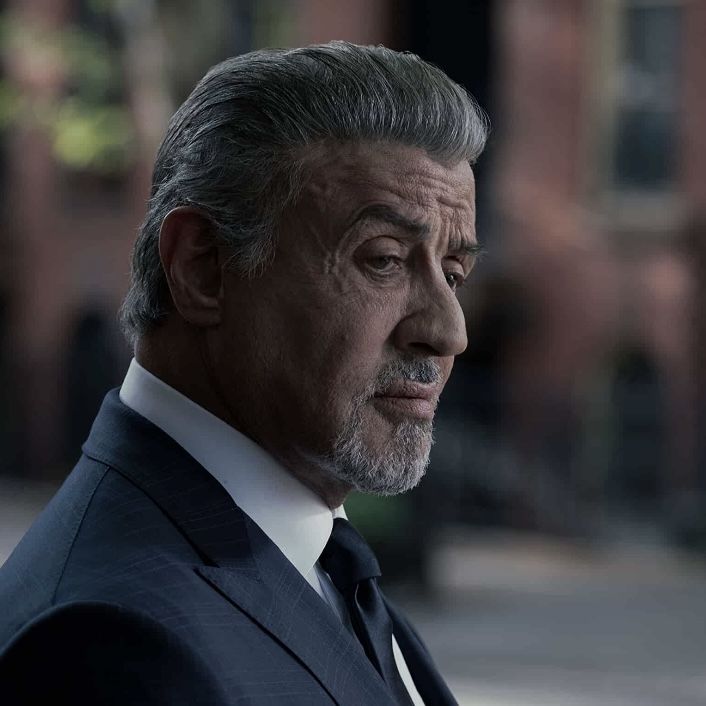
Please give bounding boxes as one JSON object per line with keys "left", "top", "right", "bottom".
{"left": 50, "top": 462, "right": 111, "bottom": 605}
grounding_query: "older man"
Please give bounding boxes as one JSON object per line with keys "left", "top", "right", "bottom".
{"left": 0, "top": 42, "right": 486, "bottom": 704}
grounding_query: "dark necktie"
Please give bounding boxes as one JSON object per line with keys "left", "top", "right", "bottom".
{"left": 320, "top": 518, "right": 415, "bottom": 705}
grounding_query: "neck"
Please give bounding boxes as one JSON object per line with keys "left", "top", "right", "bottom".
{"left": 135, "top": 331, "right": 352, "bottom": 511}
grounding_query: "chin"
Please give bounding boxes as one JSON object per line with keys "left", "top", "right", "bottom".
{"left": 324, "top": 416, "right": 434, "bottom": 496}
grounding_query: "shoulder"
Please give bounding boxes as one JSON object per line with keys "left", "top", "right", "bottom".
{"left": 0, "top": 600, "right": 227, "bottom": 705}
{"left": 0, "top": 457, "right": 201, "bottom": 643}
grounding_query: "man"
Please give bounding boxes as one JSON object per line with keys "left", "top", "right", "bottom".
{"left": 0, "top": 42, "right": 486, "bottom": 704}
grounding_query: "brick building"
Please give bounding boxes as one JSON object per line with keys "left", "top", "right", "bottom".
{"left": 1, "top": 0, "right": 703, "bottom": 536}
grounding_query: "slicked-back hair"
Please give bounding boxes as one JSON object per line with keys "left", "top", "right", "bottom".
{"left": 119, "top": 41, "right": 489, "bottom": 344}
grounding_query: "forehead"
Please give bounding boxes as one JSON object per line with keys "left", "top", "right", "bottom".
{"left": 298, "top": 141, "right": 476, "bottom": 225}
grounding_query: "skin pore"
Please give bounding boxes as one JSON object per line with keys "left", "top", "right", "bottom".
{"left": 137, "top": 141, "right": 479, "bottom": 509}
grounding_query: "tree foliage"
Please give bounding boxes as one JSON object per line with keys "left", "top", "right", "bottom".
{"left": 0, "top": 6, "right": 135, "bottom": 176}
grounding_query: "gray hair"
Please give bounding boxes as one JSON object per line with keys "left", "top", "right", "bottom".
{"left": 119, "top": 41, "right": 489, "bottom": 343}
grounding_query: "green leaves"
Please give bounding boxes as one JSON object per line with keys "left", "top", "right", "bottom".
{"left": 0, "top": 9, "right": 135, "bottom": 176}
{"left": 53, "top": 100, "right": 134, "bottom": 174}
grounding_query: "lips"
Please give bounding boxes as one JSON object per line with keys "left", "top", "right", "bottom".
{"left": 372, "top": 381, "right": 440, "bottom": 420}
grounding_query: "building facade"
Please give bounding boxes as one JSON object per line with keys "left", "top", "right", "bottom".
{"left": 1, "top": 0, "right": 703, "bottom": 539}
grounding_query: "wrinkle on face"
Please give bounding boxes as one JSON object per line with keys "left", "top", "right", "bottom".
{"left": 273, "top": 141, "right": 478, "bottom": 351}
{"left": 213, "top": 139, "right": 478, "bottom": 504}
{"left": 289, "top": 141, "right": 477, "bottom": 283}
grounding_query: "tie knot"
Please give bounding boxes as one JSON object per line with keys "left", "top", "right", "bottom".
{"left": 320, "top": 518, "right": 381, "bottom": 590}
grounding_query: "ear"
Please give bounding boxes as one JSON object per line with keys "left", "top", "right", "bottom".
{"left": 159, "top": 207, "right": 223, "bottom": 327}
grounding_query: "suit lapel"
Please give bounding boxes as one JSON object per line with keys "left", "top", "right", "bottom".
{"left": 82, "top": 391, "right": 396, "bottom": 706}
{"left": 197, "top": 519, "right": 396, "bottom": 705}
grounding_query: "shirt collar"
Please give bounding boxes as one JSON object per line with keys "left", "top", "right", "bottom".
{"left": 119, "top": 358, "right": 345, "bottom": 580}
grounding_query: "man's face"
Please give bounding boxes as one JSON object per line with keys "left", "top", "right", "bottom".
{"left": 211, "top": 142, "right": 478, "bottom": 497}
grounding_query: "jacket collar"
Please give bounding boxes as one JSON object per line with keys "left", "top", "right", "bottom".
{"left": 82, "top": 390, "right": 397, "bottom": 705}
{"left": 118, "top": 358, "right": 340, "bottom": 583}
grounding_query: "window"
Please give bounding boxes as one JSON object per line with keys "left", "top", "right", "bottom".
{"left": 611, "top": 2, "right": 681, "bottom": 191}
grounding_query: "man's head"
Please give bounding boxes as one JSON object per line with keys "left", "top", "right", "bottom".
{"left": 121, "top": 42, "right": 487, "bottom": 505}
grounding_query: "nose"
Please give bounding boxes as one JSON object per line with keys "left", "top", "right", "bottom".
{"left": 392, "top": 276, "right": 468, "bottom": 358}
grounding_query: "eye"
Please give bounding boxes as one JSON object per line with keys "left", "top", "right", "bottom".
{"left": 367, "top": 256, "right": 402, "bottom": 273}
{"left": 444, "top": 271, "right": 466, "bottom": 291}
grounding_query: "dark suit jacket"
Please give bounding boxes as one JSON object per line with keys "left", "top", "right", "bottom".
{"left": 0, "top": 391, "right": 456, "bottom": 705}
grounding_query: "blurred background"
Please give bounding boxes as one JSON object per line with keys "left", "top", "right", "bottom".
{"left": 1, "top": 0, "right": 705, "bottom": 704}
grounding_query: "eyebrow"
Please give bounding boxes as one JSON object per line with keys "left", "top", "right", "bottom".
{"left": 351, "top": 203, "right": 430, "bottom": 238}
{"left": 448, "top": 238, "right": 484, "bottom": 258}
{"left": 350, "top": 203, "right": 484, "bottom": 257}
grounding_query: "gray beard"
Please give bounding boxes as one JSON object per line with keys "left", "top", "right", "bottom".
{"left": 326, "top": 406, "right": 434, "bottom": 495}
{"left": 321, "top": 357, "right": 441, "bottom": 496}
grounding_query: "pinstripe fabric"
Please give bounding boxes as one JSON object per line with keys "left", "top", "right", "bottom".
{"left": 0, "top": 390, "right": 456, "bottom": 705}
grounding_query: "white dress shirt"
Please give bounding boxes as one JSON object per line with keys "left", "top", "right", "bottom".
{"left": 119, "top": 359, "right": 424, "bottom": 705}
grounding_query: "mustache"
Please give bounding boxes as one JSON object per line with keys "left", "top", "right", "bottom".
{"left": 372, "top": 357, "right": 442, "bottom": 393}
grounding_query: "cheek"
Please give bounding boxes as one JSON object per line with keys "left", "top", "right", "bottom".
{"left": 297, "top": 321, "right": 382, "bottom": 411}
{"left": 276, "top": 276, "right": 405, "bottom": 386}
{"left": 332, "top": 293, "right": 398, "bottom": 354}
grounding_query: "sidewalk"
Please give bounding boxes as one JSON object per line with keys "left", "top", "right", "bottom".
{"left": 398, "top": 529, "right": 706, "bottom": 706}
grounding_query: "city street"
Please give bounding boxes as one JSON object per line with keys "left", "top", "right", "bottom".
{"left": 401, "top": 531, "right": 706, "bottom": 706}
{"left": 2, "top": 479, "right": 706, "bottom": 706}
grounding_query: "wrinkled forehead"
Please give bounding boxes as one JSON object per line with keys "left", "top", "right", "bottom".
{"left": 298, "top": 140, "right": 476, "bottom": 222}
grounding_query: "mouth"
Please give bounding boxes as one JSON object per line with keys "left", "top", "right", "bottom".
{"left": 371, "top": 381, "right": 440, "bottom": 421}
